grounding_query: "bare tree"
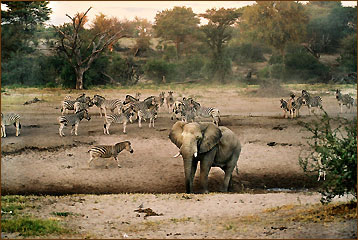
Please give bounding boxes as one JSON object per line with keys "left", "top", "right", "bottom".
{"left": 53, "top": 7, "right": 125, "bottom": 89}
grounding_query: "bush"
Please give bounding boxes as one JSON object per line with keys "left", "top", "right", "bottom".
{"left": 144, "top": 58, "right": 178, "bottom": 83}
{"left": 299, "top": 113, "right": 357, "bottom": 203}
{"left": 229, "top": 43, "right": 266, "bottom": 63}
{"left": 284, "top": 44, "right": 330, "bottom": 81}
{"left": 177, "top": 55, "right": 205, "bottom": 79}
{"left": 338, "top": 33, "right": 357, "bottom": 72}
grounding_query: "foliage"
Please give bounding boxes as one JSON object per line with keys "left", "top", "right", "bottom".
{"left": 144, "top": 58, "right": 178, "bottom": 83}
{"left": 1, "top": 217, "right": 68, "bottom": 236}
{"left": 153, "top": 6, "right": 200, "bottom": 57}
{"left": 299, "top": 113, "right": 357, "bottom": 203}
{"left": 229, "top": 43, "right": 266, "bottom": 63}
{"left": 243, "top": 1, "right": 308, "bottom": 56}
{"left": 338, "top": 33, "right": 357, "bottom": 72}
{"left": 106, "top": 54, "right": 140, "bottom": 86}
{"left": 199, "top": 8, "right": 241, "bottom": 82}
{"left": 284, "top": 44, "right": 330, "bottom": 81}
{"left": 1, "top": 1, "right": 52, "bottom": 60}
{"left": 305, "top": 2, "right": 357, "bottom": 54}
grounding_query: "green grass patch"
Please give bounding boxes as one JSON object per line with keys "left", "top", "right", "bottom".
{"left": 1, "top": 217, "right": 69, "bottom": 236}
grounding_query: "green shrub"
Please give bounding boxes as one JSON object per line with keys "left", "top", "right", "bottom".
{"left": 144, "top": 58, "right": 178, "bottom": 83}
{"left": 338, "top": 33, "right": 357, "bottom": 72}
{"left": 230, "top": 43, "right": 266, "bottom": 63}
{"left": 299, "top": 113, "right": 357, "bottom": 203}
{"left": 177, "top": 55, "right": 205, "bottom": 79}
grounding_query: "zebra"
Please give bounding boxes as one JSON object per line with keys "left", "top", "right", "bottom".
{"left": 171, "top": 98, "right": 193, "bottom": 120}
{"left": 135, "top": 92, "right": 141, "bottom": 100}
{"left": 88, "top": 141, "right": 134, "bottom": 168}
{"left": 301, "top": 90, "right": 323, "bottom": 115}
{"left": 92, "top": 95, "right": 123, "bottom": 117}
{"left": 137, "top": 104, "right": 159, "bottom": 128}
{"left": 1, "top": 113, "right": 21, "bottom": 137}
{"left": 156, "top": 92, "right": 165, "bottom": 107}
{"left": 74, "top": 100, "right": 94, "bottom": 113}
{"left": 335, "top": 89, "right": 354, "bottom": 113}
{"left": 165, "top": 91, "right": 174, "bottom": 113}
{"left": 180, "top": 107, "right": 196, "bottom": 123}
{"left": 190, "top": 100, "right": 220, "bottom": 125}
{"left": 58, "top": 109, "right": 91, "bottom": 137}
{"left": 293, "top": 95, "right": 305, "bottom": 117}
{"left": 104, "top": 107, "right": 135, "bottom": 135}
{"left": 61, "top": 96, "right": 91, "bottom": 115}
{"left": 280, "top": 99, "right": 291, "bottom": 119}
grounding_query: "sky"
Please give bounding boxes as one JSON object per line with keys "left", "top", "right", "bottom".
{"left": 2, "top": 1, "right": 357, "bottom": 26}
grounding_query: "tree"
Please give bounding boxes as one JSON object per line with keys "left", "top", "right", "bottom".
{"left": 1, "top": 1, "right": 52, "bottom": 59}
{"left": 243, "top": 1, "right": 308, "bottom": 59}
{"left": 53, "top": 8, "right": 126, "bottom": 89}
{"left": 199, "top": 8, "right": 241, "bottom": 82}
{"left": 153, "top": 6, "right": 200, "bottom": 58}
{"left": 132, "top": 17, "right": 152, "bottom": 56}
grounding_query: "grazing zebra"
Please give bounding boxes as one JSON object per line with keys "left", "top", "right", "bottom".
{"left": 190, "top": 100, "right": 220, "bottom": 125}
{"left": 137, "top": 104, "right": 159, "bottom": 128}
{"left": 335, "top": 89, "right": 354, "bottom": 113}
{"left": 301, "top": 90, "right": 323, "bottom": 115}
{"left": 88, "top": 141, "right": 134, "bottom": 168}
{"left": 165, "top": 91, "right": 174, "bottom": 113}
{"left": 58, "top": 109, "right": 91, "bottom": 136}
{"left": 61, "top": 96, "right": 91, "bottom": 115}
{"left": 92, "top": 95, "right": 123, "bottom": 117}
{"left": 104, "top": 107, "right": 135, "bottom": 134}
{"left": 74, "top": 100, "right": 94, "bottom": 113}
{"left": 1, "top": 113, "right": 21, "bottom": 137}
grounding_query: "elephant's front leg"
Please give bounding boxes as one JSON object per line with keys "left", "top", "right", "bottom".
{"left": 199, "top": 149, "right": 216, "bottom": 193}
{"left": 190, "top": 159, "right": 198, "bottom": 188}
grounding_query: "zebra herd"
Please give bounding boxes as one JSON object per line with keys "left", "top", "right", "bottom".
{"left": 279, "top": 89, "right": 356, "bottom": 119}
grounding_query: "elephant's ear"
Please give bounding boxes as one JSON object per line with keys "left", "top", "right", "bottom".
{"left": 199, "top": 123, "right": 222, "bottom": 153}
{"left": 169, "top": 121, "right": 186, "bottom": 148}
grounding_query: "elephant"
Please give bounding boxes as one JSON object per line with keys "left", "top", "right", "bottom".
{"left": 169, "top": 121, "right": 241, "bottom": 193}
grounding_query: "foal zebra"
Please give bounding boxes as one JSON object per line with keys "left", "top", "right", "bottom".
{"left": 1, "top": 113, "right": 21, "bottom": 137}
{"left": 88, "top": 141, "right": 134, "bottom": 168}
{"left": 137, "top": 104, "right": 159, "bottom": 128}
{"left": 92, "top": 95, "right": 123, "bottom": 117}
{"left": 58, "top": 109, "right": 91, "bottom": 136}
{"left": 301, "top": 90, "right": 323, "bottom": 115}
{"left": 104, "top": 107, "right": 135, "bottom": 134}
{"left": 335, "top": 89, "right": 354, "bottom": 113}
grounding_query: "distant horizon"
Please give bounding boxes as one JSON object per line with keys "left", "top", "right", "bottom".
{"left": 43, "top": 1, "right": 357, "bottom": 26}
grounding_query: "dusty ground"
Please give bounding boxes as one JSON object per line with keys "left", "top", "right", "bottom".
{"left": 1, "top": 85, "right": 357, "bottom": 238}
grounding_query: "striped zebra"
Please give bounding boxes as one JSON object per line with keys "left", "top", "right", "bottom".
{"left": 1, "top": 113, "right": 21, "bottom": 137}
{"left": 58, "top": 109, "right": 91, "bottom": 137}
{"left": 190, "top": 100, "right": 220, "bottom": 125}
{"left": 104, "top": 107, "right": 135, "bottom": 134}
{"left": 135, "top": 92, "right": 141, "bottom": 100}
{"left": 293, "top": 95, "right": 305, "bottom": 117}
{"left": 92, "top": 95, "right": 123, "bottom": 117}
{"left": 137, "top": 104, "right": 159, "bottom": 128}
{"left": 301, "top": 90, "right": 323, "bottom": 115}
{"left": 171, "top": 98, "right": 193, "bottom": 120}
{"left": 165, "top": 91, "right": 174, "bottom": 113}
{"left": 74, "top": 100, "right": 94, "bottom": 113}
{"left": 280, "top": 98, "right": 296, "bottom": 119}
{"left": 88, "top": 141, "right": 134, "bottom": 168}
{"left": 61, "top": 96, "right": 91, "bottom": 115}
{"left": 335, "top": 89, "right": 354, "bottom": 113}
{"left": 180, "top": 107, "right": 196, "bottom": 123}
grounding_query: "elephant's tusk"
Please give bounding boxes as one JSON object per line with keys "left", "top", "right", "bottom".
{"left": 194, "top": 152, "right": 198, "bottom": 157}
{"left": 173, "top": 152, "right": 181, "bottom": 158}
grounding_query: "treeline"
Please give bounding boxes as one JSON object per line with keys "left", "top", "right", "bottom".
{"left": 1, "top": 1, "right": 357, "bottom": 89}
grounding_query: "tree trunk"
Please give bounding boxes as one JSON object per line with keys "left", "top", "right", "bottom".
{"left": 75, "top": 68, "right": 85, "bottom": 90}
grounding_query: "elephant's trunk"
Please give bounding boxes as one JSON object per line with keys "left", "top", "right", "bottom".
{"left": 180, "top": 142, "right": 198, "bottom": 194}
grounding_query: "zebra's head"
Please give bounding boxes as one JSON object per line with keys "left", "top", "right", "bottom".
{"left": 335, "top": 89, "right": 341, "bottom": 99}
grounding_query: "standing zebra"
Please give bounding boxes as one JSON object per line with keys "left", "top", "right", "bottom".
{"left": 61, "top": 96, "right": 91, "bottom": 115}
{"left": 88, "top": 141, "right": 134, "bottom": 168}
{"left": 301, "top": 90, "right": 323, "bottom": 115}
{"left": 137, "top": 104, "right": 159, "bottom": 128}
{"left": 74, "top": 100, "right": 94, "bottom": 113}
{"left": 58, "top": 109, "right": 91, "bottom": 136}
{"left": 191, "top": 100, "right": 220, "bottom": 125}
{"left": 165, "top": 91, "right": 174, "bottom": 113}
{"left": 104, "top": 107, "right": 135, "bottom": 134}
{"left": 1, "top": 113, "right": 21, "bottom": 137}
{"left": 280, "top": 99, "right": 290, "bottom": 118}
{"left": 335, "top": 89, "right": 354, "bottom": 113}
{"left": 92, "top": 95, "right": 123, "bottom": 117}
{"left": 293, "top": 95, "right": 305, "bottom": 117}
